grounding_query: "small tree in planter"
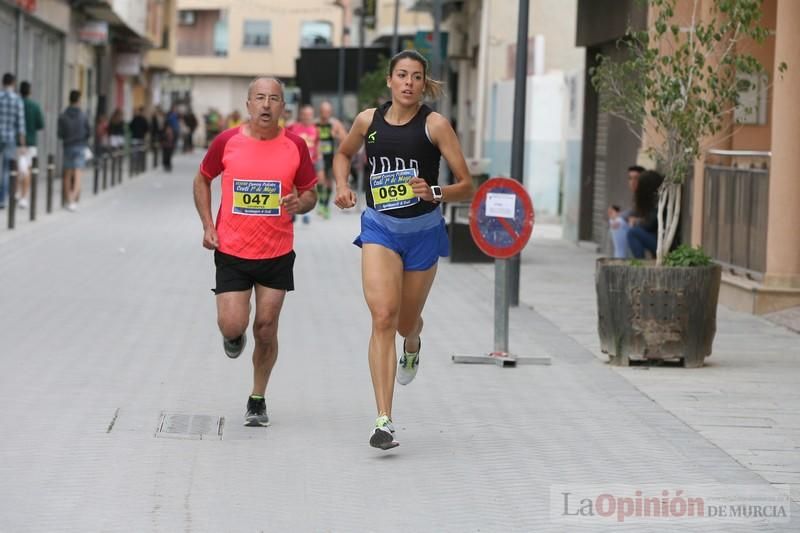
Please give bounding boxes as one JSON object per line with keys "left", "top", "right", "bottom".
{"left": 590, "top": 0, "right": 786, "bottom": 367}
{"left": 592, "top": 0, "right": 786, "bottom": 265}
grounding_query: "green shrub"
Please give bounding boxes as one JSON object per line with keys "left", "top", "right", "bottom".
{"left": 664, "top": 245, "right": 712, "bottom": 267}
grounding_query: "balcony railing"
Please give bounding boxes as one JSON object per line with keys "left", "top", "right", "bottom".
{"left": 702, "top": 149, "right": 770, "bottom": 278}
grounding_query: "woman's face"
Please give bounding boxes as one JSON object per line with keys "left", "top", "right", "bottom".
{"left": 387, "top": 58, "right": 426, "bottom": 106}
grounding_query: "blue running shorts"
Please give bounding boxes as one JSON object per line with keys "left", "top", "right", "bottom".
{"left": 354, "top": 207, "right": 450, "bottom": 271}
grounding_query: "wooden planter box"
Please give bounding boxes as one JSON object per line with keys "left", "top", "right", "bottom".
{"left": 595, "top": 258, "right": 722, "bottom": 368}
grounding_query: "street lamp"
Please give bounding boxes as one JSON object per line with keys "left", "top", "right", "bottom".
{"left": 353, "top": 2, "right": 367, "bottom": 99}
{"left": 392, "top": 0, "right": 400, "bottom": 55}
{"left": 332, "top": 1, "right": 350, "bottom": 117}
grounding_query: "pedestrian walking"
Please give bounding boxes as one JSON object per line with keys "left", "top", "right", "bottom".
{"left": 57, "top": 90, "right": 90, "bottom": 212}
{"left": 129, "top": 107, "right": 150, "bottom": 143}
{"left": 162, "top": 105, "right": 179, "bottom": 172}
{"left": 16, "top": 80, "right": 43, "bottom": 209}
{"left": 183, "top": 108, "right": 198, "bottom": 153}
{"left": 204, "top": 108, "right": 221, "bottom": 147}
{"left": 192, "top": 77, "right": 317, "bottom": 427}
{"left": 333, "top": 50, "right": 475, "bottom": 449}
{"left": 108, "top": 109, "right": 126, "bottom": 148}
{"left": 226, "top": 110, "right": 242, "bottom": 129}
{"left": 0, "top": 72, "right": 26, "bottom": 209}
{"left": 129, "top": 107, "right": 150, "bottom": 169}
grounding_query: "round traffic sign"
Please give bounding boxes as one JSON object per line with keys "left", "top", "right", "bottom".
{"left": 469, "top": 177, "right": 535, "bottom": 259}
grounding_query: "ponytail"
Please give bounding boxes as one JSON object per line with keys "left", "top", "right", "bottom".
{"left": 424, "top": 76, "right": 444, "bottom": 100}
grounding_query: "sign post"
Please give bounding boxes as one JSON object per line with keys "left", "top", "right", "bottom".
{"left": 452, "top": 177, "right": 551, "bottom": 367}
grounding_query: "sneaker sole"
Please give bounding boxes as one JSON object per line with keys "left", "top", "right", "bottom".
{"left": 369, "top": 428, "right": 398, "bottom": 450}
{"left": 244, "top": 417, "right": 270, "bottom": 427}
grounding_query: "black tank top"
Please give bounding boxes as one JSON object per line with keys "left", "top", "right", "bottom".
{"left": 316, "top": 122, "right": 334, "bottom": 166}
{"left": 365, "top": 102, "right": 441, "bottom": 218}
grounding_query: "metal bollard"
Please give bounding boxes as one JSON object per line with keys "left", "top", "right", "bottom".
{"left": 30, "top": 156, "right": 38, "bottom": 222}
{"left": 110, "top": 150, "right": 117, "bottom": 187}
{"left": 117, "top": 149, "right": 123, "bottom": 184}
{"left": 46, "top": 154, "right": 54, "bottom": 214}
{"left": 8, "top": 160, "right": 17, "bottom": 229}
{"left": 93, "top": 151, "right": 100, "bottom": 194}
{"left": 61, "top": 158, "right": 67, "bottom": 208}
{"left": 102, "top": 152, "right": 108, "bottom": 190}
{"left": 129, "top": 147, "right": 136, "bottom": 178}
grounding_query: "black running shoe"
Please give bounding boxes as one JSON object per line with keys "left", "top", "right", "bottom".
{"left": 244, "top": 395, "right": 270, "bottom": 427}
{"left": 223, "top": 332, "right": 247, "bottom": 359}
{"left": 369, "top": 415, "right": 398, "bottom": 450}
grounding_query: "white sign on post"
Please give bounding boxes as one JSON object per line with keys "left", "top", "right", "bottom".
{"left": 485, "top": 193, "right": 516, "bottom": 218}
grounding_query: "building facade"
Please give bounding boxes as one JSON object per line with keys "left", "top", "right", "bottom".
{"left": 576, "top": 0, "right": 800, "bottom": 313}
{"left": 448, "top": 0, "right": 584, "bottom": 228}
{"left": 1, "top": 0, "right": 70, "bottom": 159}
{"left": 149, "top": 0, "right": 344, "bottom": 126}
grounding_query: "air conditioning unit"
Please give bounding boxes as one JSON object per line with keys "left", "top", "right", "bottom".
{"left": 466, "top": 158, "right": 490, "bottom": 175}
{"left": 178, "top": 10, "right": 196, "bottom": 26}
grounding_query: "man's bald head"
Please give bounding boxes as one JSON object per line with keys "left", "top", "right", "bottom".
{"left": 247, "top": 77, "right": 284, "bottom": 101}
{"left": 298, "top": 105, "right": 314, "bottom": 125}
{"left": 319, "top": 101, "right": 333, "bottom": 120}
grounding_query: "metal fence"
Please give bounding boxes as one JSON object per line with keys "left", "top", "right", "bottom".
{"left": 702, "top": 150, "right": 770, "bottom": 278}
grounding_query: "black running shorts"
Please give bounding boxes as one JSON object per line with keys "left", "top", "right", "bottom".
{"left": 213, "top": 250, "right": 295, "bottom": 294}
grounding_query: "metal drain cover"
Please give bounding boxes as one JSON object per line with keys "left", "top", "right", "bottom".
{"left": 156, "top": 413, "right": 224, "bottom": 440}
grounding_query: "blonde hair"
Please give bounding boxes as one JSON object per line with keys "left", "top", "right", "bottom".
{"left": 388, "top": 50, "right": 445, "bottom": 101}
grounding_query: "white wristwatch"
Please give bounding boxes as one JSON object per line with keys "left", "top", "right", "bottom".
{"left": 430, "top": 185, "right": 443, "bottom": 202}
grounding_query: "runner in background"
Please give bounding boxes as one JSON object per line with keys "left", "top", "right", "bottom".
{"left": 287, "top": 105, "right": 320, "bottom": 224}
{"left": 315, "top": 101, "right": 347, "bottom": 219}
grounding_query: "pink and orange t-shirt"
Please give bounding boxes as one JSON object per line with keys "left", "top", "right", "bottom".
{"left": 286, "top": 122, "right": 320, "bottom": 163}
{"left": 200, "top": 126, "right": 317, "bottom": 260}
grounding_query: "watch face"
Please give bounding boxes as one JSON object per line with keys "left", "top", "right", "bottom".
{"left": 432, "top": 186, "right": 442, "bottom": 199}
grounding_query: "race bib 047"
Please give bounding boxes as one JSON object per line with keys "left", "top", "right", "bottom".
{"left": 232, "top": 179, "right": 281, "bottom": 216}
{"left": 369, "top": 169, "right": 419, "bottom": 212}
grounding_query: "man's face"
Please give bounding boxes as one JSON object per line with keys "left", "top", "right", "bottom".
{"left": 627, "top": 171, "right": 640, "bottom": 192}
{"left": 246, "top": 79, "right": 285, "bottom": 129}
{"left": 299, "top": 106, "right": 314, "bottom": 125}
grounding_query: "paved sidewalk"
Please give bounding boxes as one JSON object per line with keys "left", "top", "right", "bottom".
{"left": 481, "top": 225, "right": 800, "bottom": 507}
{"left": 0, "top": 153, "right": 797, "bottom": 532}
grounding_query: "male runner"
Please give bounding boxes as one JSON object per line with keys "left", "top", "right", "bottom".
{"left": 315, "top": 101, "right": 347, "bottom": 218}
{"left": 193, "top": 77, "right": 317, "bottom": 426}
{"left": 287, "top": 105, "right": 319, "bottom": 224}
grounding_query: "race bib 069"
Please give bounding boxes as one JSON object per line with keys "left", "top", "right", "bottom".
{"left": 232, "top": 179, "right": 281, "bottom": 216}
{"left": 369, "top": 169, "right": 419, "bottom": 212}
